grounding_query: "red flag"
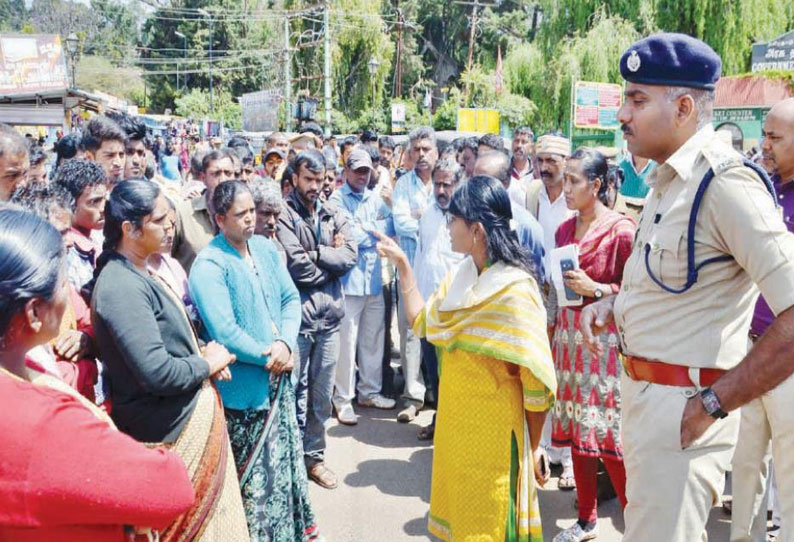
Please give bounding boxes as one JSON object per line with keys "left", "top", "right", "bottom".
{"left": 494, "top": 45, "right": 504, "bottom": 95}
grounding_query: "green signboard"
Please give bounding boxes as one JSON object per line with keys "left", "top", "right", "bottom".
{"left": 712, "top": 107, "right": 770, "bottom": 123}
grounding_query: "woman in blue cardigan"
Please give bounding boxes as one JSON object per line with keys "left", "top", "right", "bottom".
{"left": 189, "top": 181, "right": 320, "bottom": 542}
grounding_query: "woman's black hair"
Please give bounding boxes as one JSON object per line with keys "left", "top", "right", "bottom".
{"left": 0, "top": 208, "right": 64, "bottom": 338}
{"left": 448, "top": 175, "right": 534, "bottom": 274}
{"left": 212, "top": 180, "right": 252, "bottom": 217}
{"left": 606, "top": 164, "right": 624, "bottom": 191}
{"left": 568, "top": 147, "right": 610, "bottom": 206}
{"left": 92, "top": 180, "right": 161, "bottom": 284}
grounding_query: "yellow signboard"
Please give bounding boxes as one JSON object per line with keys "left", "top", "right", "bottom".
{"left": 457, "top": 108, "right": 500, "bottom": 133}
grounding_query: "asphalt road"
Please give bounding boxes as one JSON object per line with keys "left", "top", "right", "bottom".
{"left": 308, "top": 405, "right": 736, "bottom": 542}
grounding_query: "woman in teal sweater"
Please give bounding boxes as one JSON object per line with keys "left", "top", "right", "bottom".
{"left": 189, "top": 181, "right": 320, "bottom": 542}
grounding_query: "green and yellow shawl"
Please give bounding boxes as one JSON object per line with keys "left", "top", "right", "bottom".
{"left": 414, "top": 257, "right": 557, "bottom": 397}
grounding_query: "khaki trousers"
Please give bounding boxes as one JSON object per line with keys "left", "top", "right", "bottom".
{"left": 730, "top": 373, "right": 794, "bottom": 542}
{"left": 621, "top": 373, "right": 740, "bottom": 542}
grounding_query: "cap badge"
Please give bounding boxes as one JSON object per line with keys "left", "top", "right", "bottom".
{"left": 627, "top": 50, "right": 641, "bottom": 72}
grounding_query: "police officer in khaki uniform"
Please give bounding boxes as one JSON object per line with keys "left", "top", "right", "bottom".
{"left": 581, "top": 34, "right": 794, "bottom": 542}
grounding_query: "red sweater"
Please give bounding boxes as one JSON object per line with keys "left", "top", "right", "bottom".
{"left": 0, "top": 373, "right": 195, "bottom": 542}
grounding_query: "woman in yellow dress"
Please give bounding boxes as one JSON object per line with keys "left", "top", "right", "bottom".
{"left": 376, "top": 175, "right": 557, "bottom": 542}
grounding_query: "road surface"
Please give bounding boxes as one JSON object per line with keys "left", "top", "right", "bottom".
{"left": 309, "top": 406, "right": 735, "bottom": 541}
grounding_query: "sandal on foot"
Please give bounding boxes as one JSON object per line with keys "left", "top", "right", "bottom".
{"left": 417, "top": 423, "right": 435, "bottom": 441}
{"left": 307, "top": 463, "right": 338, "bottom": 489}
{"left": 558, "top": 469, "right": 577, "bottom": 491}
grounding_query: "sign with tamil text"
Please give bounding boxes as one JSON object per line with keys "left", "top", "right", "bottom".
{"left": 573, "top": 81, "right": 622, "bottom": 130}
{"left": 0, "top": 34, "right": 69, "bottom": 96}
{"left": 752, "top": 30, "right": 794, "bottom": 73}
{"left": 239, "top": 89, "right": 281, "bottom": 132}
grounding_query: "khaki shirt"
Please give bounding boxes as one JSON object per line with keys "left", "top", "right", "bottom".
{"left": 171, "top": 195, "right": 216, "bottom": 273}
{"left": 614, "top": 126, "right": 794, "bottom": 370}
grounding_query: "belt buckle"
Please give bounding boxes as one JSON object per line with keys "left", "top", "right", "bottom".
{"left": 620, "top": 354, "right": 636, "bottom": 380}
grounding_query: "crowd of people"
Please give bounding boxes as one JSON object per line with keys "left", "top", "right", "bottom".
{"left": 1, "top": 31, "right": 794, "bottom": 542}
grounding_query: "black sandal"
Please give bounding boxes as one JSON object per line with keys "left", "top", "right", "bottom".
{"left": 417, "top": 423, "right": 435, "bottom": 441}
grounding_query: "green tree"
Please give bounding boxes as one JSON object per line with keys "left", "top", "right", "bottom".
{"left": 502, "top": 10, "right": 639, "bottom": 131}
{"left": 141, "top": 0, "right": 281, "bottom": 114}
{"left": 175, "top": 87, "right": 242, "bottom": 129}
{"left": 0, "top": 0, "right": 29, "bottom": 31}
{"left": 88, "top": 0, "right": 141, "bottom": 62}
{"left": 76, "top": 55, "right": 145, "bottom": 102}
{"left": 535, "top": 0, "right": 794, "bottom": 75}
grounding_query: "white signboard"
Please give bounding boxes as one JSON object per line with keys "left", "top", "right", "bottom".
{"left": 240, "top": 89, "right": 281, "bottom": 132}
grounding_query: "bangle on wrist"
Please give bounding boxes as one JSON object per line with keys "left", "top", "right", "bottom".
{"left": 401, "top": 280, "right": 418, "bottom": 297}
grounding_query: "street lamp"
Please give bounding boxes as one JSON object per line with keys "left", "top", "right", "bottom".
{"left": 65, "top": 32, "right": 80, "bottom": 89}
{"left": 174, "top": 30, "right": 186, "bottom": 92}
{"left": 367, "top": 56, "right": 380, "bottom": 108}
{"left": 198, "top": 8, "right": 214, "bottom": 112}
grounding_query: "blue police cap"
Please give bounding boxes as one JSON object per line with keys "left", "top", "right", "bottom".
{"left": 620, "top": 33, "right": 722, "bottom": 90}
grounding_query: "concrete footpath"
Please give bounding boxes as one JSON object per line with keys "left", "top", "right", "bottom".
{"left": 309, "top": 406, "right": 735, "bottom": 542}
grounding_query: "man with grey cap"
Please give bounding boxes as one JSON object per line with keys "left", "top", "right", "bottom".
{"left": 330, "top": 147, "right": 397, "bottom": 424}
{"left": 580, "top": 33, "right": 794, "bottom": 542}
{"left": 261, "top": 148, "right": 286, "bottom": 182}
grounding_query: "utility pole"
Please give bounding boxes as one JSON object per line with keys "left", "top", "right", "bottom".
{"left": 198, "top": 9, "right": 214, "bottom": 111}
{"left": 453, "top": 0, "right": 493, "bottom": 73}
{"left": 466, "top": 0, "right": 478, "bottom": 73}
{"left": 393, "top": 1, "right": 403, "bottom": 98}
{"left": 284, "top": 15, "right": 292, "bottom": 132}
{"left": 323, "top": 1, "right": 332, "bottom": 137}
{"left": 208, "top": 17, "right": 214, "bottom": 111}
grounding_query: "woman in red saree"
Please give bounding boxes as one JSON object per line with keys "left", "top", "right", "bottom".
{"left": 549, "top": 148, "right": 636, "bottom": 542}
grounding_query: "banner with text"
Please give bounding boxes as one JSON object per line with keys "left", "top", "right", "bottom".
{"left": 240, "top": 89, "right": 281, "bottom": 132}
{"left": 0, "top": 34, "right": 69, "bottom": 96}
{"left": 573, "top": 81, "right": 622, "bottom": 130}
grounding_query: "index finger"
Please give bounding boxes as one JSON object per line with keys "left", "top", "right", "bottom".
{"left": 580, "top": 307, "right": 596, "bottom": 343}
{"left": 371, "top": 230, "right": 389, "bottom": 242}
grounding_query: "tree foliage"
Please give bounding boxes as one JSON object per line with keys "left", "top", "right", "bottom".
{"left": 2, "top": 0, "right": 793, "bottom": 134}
{"left": 0, "top": 0, "right": 29, "bottom": 31}
{"left": 141, "top": 0, "right": 281, "bottom": 113}
{"left": 175, "top": 88, "right": 242, "bottom": 129}
{"left": 76, "top": 55, "right": 145, "bottom": 102}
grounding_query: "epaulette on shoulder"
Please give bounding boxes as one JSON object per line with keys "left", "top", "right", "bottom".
{"left": 701, "top": 137, "right": 744, "bottom": 177}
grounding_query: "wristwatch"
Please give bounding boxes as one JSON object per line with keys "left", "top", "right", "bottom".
{"left": 699, "top": 387, "right": 728, "bottom": 419}
{"left": 593, "top": 287, "right": 604, "bottom": 300}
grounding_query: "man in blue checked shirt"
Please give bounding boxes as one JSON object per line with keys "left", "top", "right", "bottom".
{"left": 330, "top": 148, "right": 398, "bottom": 423}
{"left": 391, "top": 126, "right": 438, "bottom": 422}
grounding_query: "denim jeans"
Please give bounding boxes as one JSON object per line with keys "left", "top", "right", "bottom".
{"left": 293, "top": 330, "right": 340, "bottom": 467}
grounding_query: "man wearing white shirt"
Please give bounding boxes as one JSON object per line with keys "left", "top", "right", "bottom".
{"left": 524, "top": 133, "right": 575, "bottom": 282}
{"left": 392, "top": 126, "right": 438, "bottom": 422}
{"left": 412, "top": 155, "right": 465, "bottom": 440}
{"left": 509, "top": 126, "right": 536, "bottom": 207}
{"left": 523, "top": 132, "right": 576, "bottom": 488}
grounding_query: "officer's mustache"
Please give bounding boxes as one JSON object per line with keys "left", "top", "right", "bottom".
{"left": 621, "top": 124, "right": 633, "bottom": 137}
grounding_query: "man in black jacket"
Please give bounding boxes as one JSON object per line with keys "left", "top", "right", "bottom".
{"left": 277, "top": 150, "right": 357, "bottom": 489}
